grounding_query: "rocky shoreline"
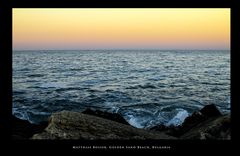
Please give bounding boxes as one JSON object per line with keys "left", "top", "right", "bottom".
{"left": 12, "top": 104, "right": 230, "bottom": 140}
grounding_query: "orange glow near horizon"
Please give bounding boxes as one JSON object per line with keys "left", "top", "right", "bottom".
{"left": 13, "top": 9, "right": 230, "bottom": 50}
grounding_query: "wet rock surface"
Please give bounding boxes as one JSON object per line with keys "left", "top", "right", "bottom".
{"left": 150, "top": 104, "right": 230, "bottom": 139}
{"left": 31, "top": 111, "right": 176, "bottom": 140}
{"left": 12, "top": 104, "right": 230, "bottom": 140}
{"left": 180, "top": 114, "right": 230, "bottom": 139}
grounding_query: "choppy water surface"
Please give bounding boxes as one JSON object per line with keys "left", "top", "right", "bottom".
{"left": 13, "top": 50, "right": 230, "bottom": 128}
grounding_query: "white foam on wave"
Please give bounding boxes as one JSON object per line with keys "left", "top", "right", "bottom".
{"left": 13, "top": 105, "right": 51, "bottom": 124}
{"left": 166, "top": 109, "right": 189, "bottom": 126}
{"left": 109, "top": 106, "right": 120, "bottom": 113}
{"left": 127, "top": 115, "right": 144, "bottom": 128}
{"left": 13, "top": 109, "right": 30, "bottom": 122}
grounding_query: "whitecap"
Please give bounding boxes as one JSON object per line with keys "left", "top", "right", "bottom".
{"left": 13, "top": 110, "right": 30, "bottom": 122}
{"left": 109, "top": 106, "right": 120, "bottom": 113}
{"left": 127, "top": 115, "right": 144, "bottom": 128}
{"left": 166, "top": 109, "right": 189, "bottom": 126}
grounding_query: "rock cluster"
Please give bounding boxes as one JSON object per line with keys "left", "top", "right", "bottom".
{"left": 31, "top": 111, "right": 175, "bottom": 140}
{"left": 12, "top": 104, "right": 230, "bottom": 140}
{"left": 150, "top": 104, "right": 230, "bottom": 139}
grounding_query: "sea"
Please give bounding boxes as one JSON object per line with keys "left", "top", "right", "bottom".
{"left": 12, "top": 50, "right": 230, "bottom": 129}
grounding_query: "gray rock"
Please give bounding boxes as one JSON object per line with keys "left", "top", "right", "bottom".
{"left": 149, "top": 104, "right": 230, "bottom": 140}
{"left": 180, "top": 114, "right": 230, "bottom": 140}
{"left": 200, "top": 104, "right": 222, "bottom": 117}
{"left": 32, "top": 111, "right": 176, "bottom": 140}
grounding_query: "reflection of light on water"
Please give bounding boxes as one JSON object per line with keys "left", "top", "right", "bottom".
{"left": 13, "top": 50, "right": 231, "bottom": 126}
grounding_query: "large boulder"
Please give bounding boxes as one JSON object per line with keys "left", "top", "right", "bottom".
{"left": 200, "top": 104, "right": 222, "bottom": 117}
{"left": 32, "top": 111, "right": 176, "bottom": 140}
{"left": 180, "top": 114, "right": 230, "bottom": 139}
{"left": 175, "top": 104, "right": 223, "bottom": 136}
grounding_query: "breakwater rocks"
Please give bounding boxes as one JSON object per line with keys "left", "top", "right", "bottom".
{"left": 31, "top": 111, "right": 175, "bottom": 139}
{"left": 150, "top": 104, "right": 230, "bottom": 139}
{"left": 12, "top": 104, "right": 230, "bottom": 140}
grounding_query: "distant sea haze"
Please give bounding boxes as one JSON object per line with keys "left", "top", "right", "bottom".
{"left": 12, "top": 50, "right": 230, "bottom": 128}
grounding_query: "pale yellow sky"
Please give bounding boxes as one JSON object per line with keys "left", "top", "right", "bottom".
{"left": 12, "top": 8, "right": 230, "bottom": 50}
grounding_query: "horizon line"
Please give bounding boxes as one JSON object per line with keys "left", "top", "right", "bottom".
{"left": 12, "top": 48, "right": 230, "bottom": 51}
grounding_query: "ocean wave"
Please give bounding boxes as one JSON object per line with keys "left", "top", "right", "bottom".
{"left": 69, "top": 68, "right": 84, "bottom": 71}
{"left": 55, "top": 87, "right": 81, "bottom": 92}
{"left": 13, "top": 50, "right": 230, "bottom": 127}
{"left": 201, "top": 82, "right": 226, "bottom": 86}
{"left": 26, "top": 74, "right": 45, "bottom": 78}
{"left": 13, "top": 90, "right": 25, "bottom": 95}
{"left": 13, "top": 110, "right": 30, "bottom": 122}
{"left": 39, "top": 82, "right": 67, "bottom": 88}
{"left": 121, "top": 107, "right": 190, "bottom": 128}
{"left": 165, "top": 109, "right": 189, "bottom": 126}
{"left": 127, "top": 114, "right": 145, "bottom": 128}
{"left": 126, "top": 83, "right": 157, "bottom": 89}
{"left": 158, "top": 95, "right": 182, "bottom": 100}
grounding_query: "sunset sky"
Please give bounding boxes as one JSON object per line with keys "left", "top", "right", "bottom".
{"left": 12, "top": 8, "right": 230, "bottom": 50}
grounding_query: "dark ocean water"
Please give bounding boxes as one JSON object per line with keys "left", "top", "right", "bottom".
{"left": 12, "top": 50, "right": 230, "bottom": 128}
